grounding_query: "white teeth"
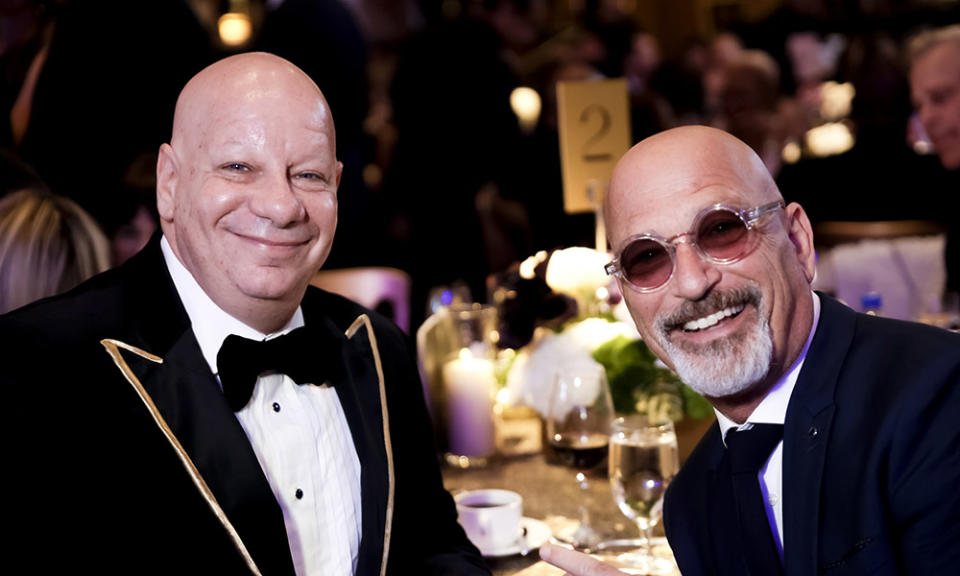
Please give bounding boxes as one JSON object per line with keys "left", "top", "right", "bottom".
{"left": 682, "top": 305, "right": 744, "bottom": 332}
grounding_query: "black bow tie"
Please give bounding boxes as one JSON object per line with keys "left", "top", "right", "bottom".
{"left": 725, "top": 423, "right": 784, "bottom": 473}
{"left": 216, "top": 325, "right": 341, "bottom": 412}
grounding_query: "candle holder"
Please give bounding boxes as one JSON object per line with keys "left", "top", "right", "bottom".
{"left": 417, "top": 303, "right": 499, "bottom": 468}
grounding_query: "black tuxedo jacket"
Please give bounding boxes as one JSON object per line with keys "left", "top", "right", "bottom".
{"left": 0, "top": 238, "right": 489, "bottom": 575}
{"left": 663, "top": 294, "right": 960, "bottom": 575}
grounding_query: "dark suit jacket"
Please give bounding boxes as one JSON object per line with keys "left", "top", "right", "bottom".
{"left": 0, "top": 237, "right": 489, "bottom": 575}
{"left": 663, "top": 294, "right": 960, "bottom": 575}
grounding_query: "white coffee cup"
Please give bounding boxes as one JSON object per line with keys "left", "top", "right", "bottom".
{"left": 454, "top": 489, "right": 523, "bottom": 553}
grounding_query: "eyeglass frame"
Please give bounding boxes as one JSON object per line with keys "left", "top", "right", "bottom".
{"left": 604, "top": 199, "right": 786, "bottom": 293}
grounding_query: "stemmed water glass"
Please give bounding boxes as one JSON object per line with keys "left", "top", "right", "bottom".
{"left": 545, "top": 363, "right": 614, "bottom": 550}
{"left": 608, "top": 414, "right": 680, "bottom": 574}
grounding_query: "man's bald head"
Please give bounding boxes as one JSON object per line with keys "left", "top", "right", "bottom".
{"left": 604, "top": 126, "right": 816, "bottom": 423}
{"left": 909, "top": 27, "right": 960, "bottom": 170}
{"left": 171, "top": 52, "right": 336, "bottom": 156}
{"left": 156, "top": 52, "right": 342, "bottom": 334}
{"left": 606, "top": 126, "right": 780, "bottom": 233}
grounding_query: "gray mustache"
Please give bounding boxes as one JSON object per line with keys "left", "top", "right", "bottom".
{"left": 657, "top": 286, "right": 762, "bottom": 332}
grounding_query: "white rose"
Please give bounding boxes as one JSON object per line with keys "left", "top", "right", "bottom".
{"left": 545, "top": 247, "right": 611, "bottom": 298}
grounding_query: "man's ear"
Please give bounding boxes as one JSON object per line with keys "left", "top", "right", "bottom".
{"left": 334, "top": 160, "right": 343, "bottom": 189}
{"left": 156, "top": 143, "right": 178, "bottom": 222}
{"left": 784, "top": 202, "right": 817, "bottom": 283}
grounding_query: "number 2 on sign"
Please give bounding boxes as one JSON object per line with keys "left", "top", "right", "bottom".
{"left": 556, "top": 77, "right": 629, "bottom": 214}
{"left": 581, "top": 104, "right": 612, "bottom": 163}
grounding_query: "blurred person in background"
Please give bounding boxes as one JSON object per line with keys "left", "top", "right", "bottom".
{"left": 785, "top": 29, "right": 847, "bottom": 127}
{"left": 383, "top": 0, "right": 539, "bottom": 327}
{"left": 777, "top": 31, "right": 948, "bottom": 224}
{"left": 0, "top": 187, "right": 110, "bottom": 313}
{"left": 713, "top": 48, "right": 795, "bottom": 177}
{"left": 908, "top": 24, "right": 960, "bottom": 293}
{"left": 643, "top": 36, "right": 707, "bottom": 127}
{"left": 1, "top": 1, "right": 54, "bottom": 206}
{"left": 105, "top": 151, "right": 159, "bottom": 266}
{"left": 702, "top": 32, "right": 744, "bottom": 123}
{"left": 777, "top": 32, "right": 950, "bottom": 225}
{"left": 15, "top": 0, "right": 216, "bottom": 240}
{"left": 1, "top": 0, "right": 56, "bottom": 149}
{"left": 578, "top": 0, "right": 636, "bottom": 79}
{"left": 623, "top": 29, "right": 675, "bottom": 143}
{"left": 909, "top": 25, "right": 960, "bottom": 171}
{"left": 730, "top": 0, "right": 833, "bottom": 96}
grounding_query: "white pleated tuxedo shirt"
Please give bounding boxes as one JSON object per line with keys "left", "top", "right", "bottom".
{"left": 162, "top": 236, "right": 362, "bottom": 576}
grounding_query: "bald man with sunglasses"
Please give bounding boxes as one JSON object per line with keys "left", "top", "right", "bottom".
{"left": 541, "top": 126, "right": 960, "bottom": 576}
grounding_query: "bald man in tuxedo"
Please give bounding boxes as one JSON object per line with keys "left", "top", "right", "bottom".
{"left": 1, "top": 52, "right": 488, "bottom": 576}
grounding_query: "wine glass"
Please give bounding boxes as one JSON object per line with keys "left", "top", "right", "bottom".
{"left": 545, "top": 362, "right": 614, "bottom": 550}
{"left": 608, "top": 414, "right": 680, "bottom": 574}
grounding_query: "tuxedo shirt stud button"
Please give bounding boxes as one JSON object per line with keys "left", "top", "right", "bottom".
{"left": 295, "top": 488, "right": 304, "bottom": 500}
{"left": 273, "top": 402, "right": 281, "bottom": 413}
{"left": 808, "top": 426, "right": 818, "bottom": 438}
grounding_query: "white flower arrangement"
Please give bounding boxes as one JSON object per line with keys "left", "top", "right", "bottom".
{"left": 504, "top": 317, "right": 638, "bottom": 417}
{"left": 544, "top": 247, "right": 611, "bottom": 297}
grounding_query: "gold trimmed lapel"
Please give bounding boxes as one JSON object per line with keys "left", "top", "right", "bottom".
{"left": 100, "top": 338, "right": 263, "bottom": 576}
{"left": 346, "top": 314, "right": 396, "bottom": 576}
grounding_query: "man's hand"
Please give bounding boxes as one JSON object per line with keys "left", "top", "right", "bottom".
{"left": 538, "top": 544, "right": 629, "bottom": 575}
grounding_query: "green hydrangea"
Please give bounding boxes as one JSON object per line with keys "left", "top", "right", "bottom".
{"left": 592, "top": 335, "right": 712, "bottom": 420}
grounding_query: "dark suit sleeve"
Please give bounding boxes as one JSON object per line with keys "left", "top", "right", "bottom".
{"left": 887, "top": 357, "right": 960, "bottom": 574}
{"left": 813, "top": 306, "right": 960, "bottom": 575}
{"left": 371, "top": 315, "right": 491, "bottom": 575}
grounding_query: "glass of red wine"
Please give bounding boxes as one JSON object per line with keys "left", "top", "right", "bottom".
{"left": 545, "top": 362, "right": 614, "bottom": 550}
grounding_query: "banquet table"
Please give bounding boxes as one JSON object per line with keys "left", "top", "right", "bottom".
{"left": 442, "top": 449, "right": 686, "bottom": 575}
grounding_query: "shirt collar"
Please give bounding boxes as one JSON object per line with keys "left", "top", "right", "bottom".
{"left": 160, "top": 235, "right": 304, "bottom": 375}
{"left": 716, "top": 291, "right": 821, "bottom": 444}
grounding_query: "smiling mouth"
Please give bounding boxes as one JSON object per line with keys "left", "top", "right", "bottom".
{"left": 236, "top": 233, "right": 310, "bottom": 248}
{"left": 681, "top": 304, "right": 745, "bottom": 332}
{"left": 659, "top": 286, "right": 762, "bottom": 338}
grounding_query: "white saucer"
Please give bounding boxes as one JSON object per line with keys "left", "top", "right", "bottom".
{"left": 480, "top": 517, "right": 552, "bottom": 558}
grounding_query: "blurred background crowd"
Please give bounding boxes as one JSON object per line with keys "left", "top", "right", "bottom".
{"left": 2, "top": 0, "right": 959, "bottom": 328}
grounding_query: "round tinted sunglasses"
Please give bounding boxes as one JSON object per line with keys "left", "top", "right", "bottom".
{"left": 605, "top": 200, "right": 785, "bottom": 293}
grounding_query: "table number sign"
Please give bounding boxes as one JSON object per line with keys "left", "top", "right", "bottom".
{"left": 556, "top": 78, "right": 631, "bottom": 252}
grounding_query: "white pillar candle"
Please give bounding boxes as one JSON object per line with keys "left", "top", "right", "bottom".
{"left": 442, "top": 349, "right": 496, "bottom": 458}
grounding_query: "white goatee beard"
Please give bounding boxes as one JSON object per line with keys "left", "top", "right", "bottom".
{"left": 655, "top": 289, "right": 773, "bottom": 398}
